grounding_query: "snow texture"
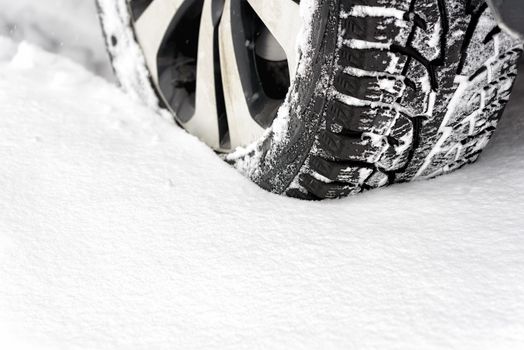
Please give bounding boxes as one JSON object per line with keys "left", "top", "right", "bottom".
{"left": 1, "top": 1, "right": 524, "bottom": 349}
{"left": 0, "top": 0, "right": 113, "bottom": 79}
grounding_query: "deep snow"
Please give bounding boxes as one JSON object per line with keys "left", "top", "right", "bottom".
{"left": 1, "top": 1, "right": 524, "bottom": 349}
{"left": 0, "top": 0, "right": 112, "bottom": 78}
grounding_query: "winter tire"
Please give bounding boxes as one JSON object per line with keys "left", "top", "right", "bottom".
{"left": 97, "top": 0, "right": 522, "bottom": 199}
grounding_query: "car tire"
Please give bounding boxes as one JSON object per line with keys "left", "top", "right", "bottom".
{"left": 96, "top": 0, "right": 522, "bottom": 199}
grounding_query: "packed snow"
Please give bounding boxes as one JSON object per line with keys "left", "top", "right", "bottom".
{"left": 1, "top": 1, "right": 524, "bottom": 349}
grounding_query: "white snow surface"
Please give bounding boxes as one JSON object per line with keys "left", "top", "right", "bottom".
{"left": 0, "top": 0, "right": 113, "bottom": 78}
{"left": 1, "top": 2, "right": 524, "bottom": 349}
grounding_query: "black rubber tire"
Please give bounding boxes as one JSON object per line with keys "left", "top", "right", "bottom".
{"left": 97, "top": 0, "right": 523, "bottom": 200}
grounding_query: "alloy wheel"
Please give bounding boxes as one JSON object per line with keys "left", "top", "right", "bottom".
{"left": 130, "top": 0, "right": 302, "bottom": 151}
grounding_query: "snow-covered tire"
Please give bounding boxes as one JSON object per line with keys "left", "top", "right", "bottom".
{"left": 97, "top": 0, "right": 522, "bottom": 199}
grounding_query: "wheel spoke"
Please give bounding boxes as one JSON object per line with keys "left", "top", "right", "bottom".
{"left": 219, "top": 0, "right": 265, "bottom": 149}
{"left": 134, "top": 0, "right": 185, "bottom": 85}
{"left": 133, "top": 0, "right": 300, "bottom": 150}
{"left": 183, "top": 0, "right": 221, "bottom": 149}
{"left": 246, "top": 0, "right": 301, "bottom": 79}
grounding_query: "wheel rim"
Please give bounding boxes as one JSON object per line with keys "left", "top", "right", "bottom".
{"left": 129, "top": 0, "right": 302, "bottom": 151}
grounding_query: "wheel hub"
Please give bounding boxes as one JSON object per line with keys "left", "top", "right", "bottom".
{"left": 129, "top": 0, "right": 302, "bottom": 151}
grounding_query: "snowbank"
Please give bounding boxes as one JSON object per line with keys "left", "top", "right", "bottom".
{"left": 0, "top": 0, "right": 112, "bottom": 78}
{"left": 1, "top": 36, "right": 524, "bottom": 349}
